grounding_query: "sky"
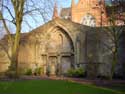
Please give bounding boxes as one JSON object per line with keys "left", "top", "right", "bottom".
{"left": 57, "top": 0, "right": 78, "bottom": 8}
{"left": 57, "top": 0, "right": 111, "bottom": 8}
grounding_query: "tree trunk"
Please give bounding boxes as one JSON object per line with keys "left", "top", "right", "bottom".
{"left": 8, "top": 22, "right": 21, "bottom": 78}
{"left": 110, "top": 51, "right": 118, "bottom": 80}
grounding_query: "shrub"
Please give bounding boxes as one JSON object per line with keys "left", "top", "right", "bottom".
{"left": 25, "top": 68, "right": 32, "bottom": 75}
{"left": 67, "top": 68, "right": 74, "bottom": 77}
{"left": 34, "top": 67, "right": 42, "bottom": 76}
{"left": 67, "top": 67, "right": 85, "bottom": 77}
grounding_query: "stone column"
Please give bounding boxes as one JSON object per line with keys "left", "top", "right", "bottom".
{"left": 57, "top": 55, "right": 62, "bottom": 76}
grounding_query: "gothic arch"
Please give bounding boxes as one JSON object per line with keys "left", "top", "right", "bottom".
{"left": 47, "top": 25, "right": 75, "bottom": 52}
{"left": 44, "top": 25, "right": 75, "bottom": 75}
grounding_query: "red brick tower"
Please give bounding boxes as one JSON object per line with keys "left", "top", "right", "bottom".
{"left": 71, "top": 0, "right": 108, "bottom": 26}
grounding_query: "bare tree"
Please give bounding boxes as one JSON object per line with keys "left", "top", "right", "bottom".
{"left": 0, "top": 0, "right": 54, "bottom": 78}
{"left": 101, "top": 0, "right": 125, "bottom": 80}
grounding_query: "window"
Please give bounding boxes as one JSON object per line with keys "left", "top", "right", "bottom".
{"left": 81, "top": 13, "right": 96, "bottom": 27}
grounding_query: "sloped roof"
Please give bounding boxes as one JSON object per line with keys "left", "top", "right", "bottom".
{"left": 0, "top": 33, "right": 28, "bottom": 42}
{"left": 60, "top": 7, "right": 71, "bottom": 18}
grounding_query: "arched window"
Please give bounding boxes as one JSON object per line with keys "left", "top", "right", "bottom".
{"left": 58, "top": 34, "right": 63, "bottom": 49}
{"left": 81, "top": 13, "right": 96, "bottom": 27}
{"left": 76, "top": 39, "right": 80, "bottom": 64}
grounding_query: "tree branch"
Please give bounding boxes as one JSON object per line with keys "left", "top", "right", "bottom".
{"left": 2, "top": 4, "right": 15, "bottom": 23}
{"left": 0, "top": 42, "right": 11, "bottom": 60}
{"left": 0, "top": 11, "right": 13, "bottom": 43}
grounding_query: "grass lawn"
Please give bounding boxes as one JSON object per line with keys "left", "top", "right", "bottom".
{"left": 103, "top": 84, "right": 125, "bottom": 93}
{"left": 0, "top": 80, "right": 123, "bottom": 94}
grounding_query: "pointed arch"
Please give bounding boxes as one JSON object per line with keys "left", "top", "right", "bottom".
{"left": 47, "top": 25, "right": 75, "bottom": 52}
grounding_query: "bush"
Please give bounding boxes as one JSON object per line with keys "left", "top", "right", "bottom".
{"left": 34, "top": 67, "right": 42, "bottom": 76}
{"left": 67, "top": 67, "right": 85, "bottom": 77}
{"left": 25, "top": 68, "right": 32, "bottom": 75}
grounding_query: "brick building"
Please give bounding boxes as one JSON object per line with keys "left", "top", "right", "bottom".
{"left": 56, "top": 0, "right": 124, "bottom": 26}
{"left": 59, "top": 0, "right": 108, "bottom": 27}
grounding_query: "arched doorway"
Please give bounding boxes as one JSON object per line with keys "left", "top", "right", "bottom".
{"left": 45, "top": 26, "right": 74, "bottom": 76}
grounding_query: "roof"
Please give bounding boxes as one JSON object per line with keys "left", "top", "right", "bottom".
{"left": 60, "top": 7, "right": 71, "bottom": 18}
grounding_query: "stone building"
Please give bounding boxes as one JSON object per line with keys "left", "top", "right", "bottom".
{"left": 0, "top": 18, "right": 124, "bottom": 77}
{"left": 0, "top": 19, "right": 101, "bottom": 75}
{"left": 0, "top": 0, "right": 124, "bottom": 77}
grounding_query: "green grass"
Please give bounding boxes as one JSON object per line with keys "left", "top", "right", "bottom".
{"left": 0, "top": 80, "right": 123, "bottom": 94}
{"left": 103, "top": 84, "right": 125, "bottom": 93}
